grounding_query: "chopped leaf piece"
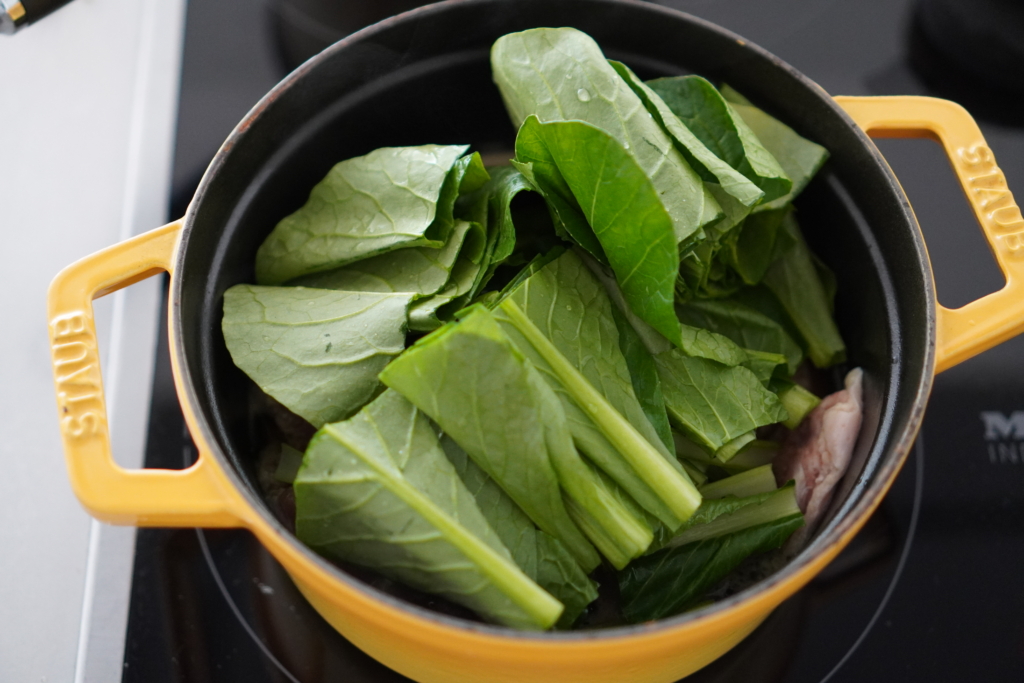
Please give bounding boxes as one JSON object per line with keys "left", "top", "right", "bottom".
{"left": 274, "top": 443, "right": 305, "bottom": 484}
{"left": 406, "top": 220, "right": 489, "bottom": 331}
{"left": 619, "top": 514, "right": 804, "bottom": 622}
{"left": 256, "top": 145, "right": 468, "bottom": 284}
{"left": 677, "top": 292, "right": 804, "bottom": 375}
{"left": 656, "top": 350, "right": 789, "bottom": 456}
{"left": 646, "top": 76, "right": 791, "bottom": 203}
{"left": 775, "top": 382, "right": 822, "bottom": 429}
{"left": 611, "top": 61, "right": 764, "bottom": 208}
{"left": 665, "top": 484, "right": 800, "bottom": 548}
{"left": 720, "top": 206, "right": 792, "bottom": 286}
{"left": 441, "top": 435, "right": 598, "bottom": 628}
{"left": 294, "top": 390, "right": 563, "bottom": 630}
{"left": 492, "top": 27, "right": 713, "bottom": 243}
{"left": 742, "top": 349, "right": 789, "bottom": 385}
{"left": 699, "top": 464, "right": 778, "bottom": 500}
{"left": 222, "top": 285, "right": 413, "bottom": 428}
{"left": 493, "top": 251, "right": 697, "bottom": 528}
{"left": 293, "top": 218, "right": 475, "bottom": 295}
{"left": 762, "top": 215, "right": 846, "bottom": 367}
{"left": 721, "top": 86, "right": 830, "bottom": 211}
{"left": 382, "top": 308, "right": 610, "bottom": 571}
{"left": 512, "top": 116, "right": 683, "bottom": 347}
{"left": 498, "top": 293, "right": 702, "bottom": 528}
{"left": 608, "top": 302, "right": 674, "bottom": 453}
{"left": 512, "top": 123, "right": 605, "bottom": 261}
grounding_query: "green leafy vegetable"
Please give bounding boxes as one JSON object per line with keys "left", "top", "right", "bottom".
{"left": 676, "top": 292, "right": 804, "bottom": 375}
{"left": 607, "top": 302, "right": 674, "bottom": 453}
{"left": 719, "top": 205, "right": 792, "bottom": 286}
{"left": 294, "top": 390, "right": 563, "bottom": 630}
{"left": 619, "top": 514, "right": 804, "bottom": 622}
{"left": 762, "top": 214, "right": 846, "bottom": 367}
{"left": 774, "top": 381, "right": 821, "bottom": 429}
{"left": 611, "top": 61, "right": 764, "bottom": 208}
{"left": 666, "top": 483, "right": 799, "bottom": 548}
{"left": 492, "top": 250, "right": 699, "bottom": 529}
{"left": 699, "top": 464, "right": 778, "bottom": 500}
{"left": 492, "top": 27, "right": 714, "bottom": 243}
{"left": 655, "top": 350, "right": 788, "bottom": 457}
{"left": 511, "top": 116, "right": 683, "bottom": 347}
{"left": 222, "top": 285, "right": 413, "bottom": 427}
{"left": 646, "top": 76, "right": 791, "bottom": 203}
{"left": 511, "top": 122, "right": 605, "bottom": 261}
{"left": 256, "top": 145, "right": 469, "bottom": 284}
{"left": 441, "top": 435, "right": 598, "bottom": 628}
{"left": 407, "top": 220, "right": 489, "bottom": 331}
{"left": 720, "top": 85, "right": 830, "bottom": 212}
{"left": 292, "top": 218, "right": 475, "bottom": 295}
{"left": 675, "top": 434, "right": 779, "bottom": 474}
{"left": 383, "top": 307, "right": 639, "bottom": 571}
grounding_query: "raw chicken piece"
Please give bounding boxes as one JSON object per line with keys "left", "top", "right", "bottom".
{"left": 774, "top": 368, "right": 864, "bottom": 545}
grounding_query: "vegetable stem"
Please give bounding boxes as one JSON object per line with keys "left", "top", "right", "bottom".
{"left": 322, "top": 424, "right": 564, "bottom": 629}
{"left": 500, "top": 299, "right": 703, "bottom": 522}
{"left": 778, "top": 383, "right": 821, "bottom": 429}
{"left": 699, "top": 464, "right": 777, "bottom": 500}
{"left": 666, "top": 485, "right": 801, "bottom": 548}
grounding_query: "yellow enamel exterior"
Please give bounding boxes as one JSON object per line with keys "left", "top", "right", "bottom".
{"left": 47, "top": 96, "right": 1024, "bottom": 682}
{"left": 834, "top": 96, "right": 1024, "bottom": 373}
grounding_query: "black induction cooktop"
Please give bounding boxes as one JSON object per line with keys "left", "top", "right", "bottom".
{"left": 124, "top": 1, "right": 1024, "bottom": 681}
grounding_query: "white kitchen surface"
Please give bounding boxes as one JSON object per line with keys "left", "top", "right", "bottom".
{"left": 0, "top": 0, "right": 186, "bottom": 680}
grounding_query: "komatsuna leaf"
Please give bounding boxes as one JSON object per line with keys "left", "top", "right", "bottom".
{"left": 294, "top": 390, "right": 563, "bottom": 630}
{"left": 647, "top": 482, "right": 799, "bottom": 553}
{"left": 514, "top": 116, "right": 683, "bottom": 347}
{"left": 610, "top": 61, "right": 764, "bottom": 208}
{"left": 221, "top": 285, "right": 413, "bottom": 428}
{"left": 289, "top": 153, "right": 490, "bottom": 294}
{"left": 720, "top": 85, "right": 830, "bottom": 212}
{"left": 655, "top": 349, "right": 789, "bottom": 456}
{"left": 379, "top": 309, "right": 600, "bottom": 571}
{"left": 675, "top": 297, "right": 803, "bottom": 375}
{"left": 292, "top": 218, "right": 475, "bottom": 295}
{"left": 441, "top": 435, "right": 598, "bottom": 628}
{"left": 406, "top": 220, "right": 489, "bottom": 331}
{"left": 511, "top": 121, "right": 605, "bottom": 261}
{"left": 646, "top": 76, "right": 791, "bottom": 203}
{"left": 256, "top": 145, "right": 467, "bottom": 285}
{"left": 607, "top": 302, "right": 674, "bottom": 453}
{"left": 762, "top": 214, "right": 846, "bottom": 367}
{"left": 719, "top": 205, "right": 791, "bottom": 286}
{"left": 492, "top": 27, "right": 714, "bottom": 244}
{"left": 493, "top": 250, "right": 700, "bottom": 529}
{"left": 619, "top": 514, "right": 804, "bottom": 622}
{"left": 470, "top": 165, "right": 533, "bottom": 272}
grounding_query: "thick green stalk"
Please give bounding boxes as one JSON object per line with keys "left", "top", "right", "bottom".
{"left": 699, "top": 464, "right": 778, "bottom": 500}
{"left": 322, "top": 425, "right": 564, "bottom": 628}
{"left": 499, "top": 299, "right": 703, "bottom": 522}
{"left": 778, "top": 383, "right": 821, "bottom": 429}
{"left": 666, "top": 485, "right": 800, "bottom": 548}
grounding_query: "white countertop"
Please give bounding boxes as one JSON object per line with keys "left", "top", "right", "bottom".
{"left": 0, "top": 0, "right": 186, "bottom": 680}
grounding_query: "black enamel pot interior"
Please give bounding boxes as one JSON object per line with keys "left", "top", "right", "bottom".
{"left": 169, "top": 0, "right": 933, "bottom": 679}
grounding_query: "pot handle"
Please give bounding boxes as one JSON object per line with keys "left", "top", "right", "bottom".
{"left": 48, "top": 220, "right": 245, "bottom": 527}
{"left": 834, "top": 96, "right": 1024, "bottom": 372}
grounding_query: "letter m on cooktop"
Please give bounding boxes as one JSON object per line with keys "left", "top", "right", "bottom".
{"left": 980, "top": 411, "right": 1024, "bottom": 440}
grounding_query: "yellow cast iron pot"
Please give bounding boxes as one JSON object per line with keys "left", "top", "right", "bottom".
{"left": 47, "top": 1, "right": 1024, "bottom": 681}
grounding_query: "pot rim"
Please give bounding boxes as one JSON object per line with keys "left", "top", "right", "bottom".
{"left": 171, "top": 0, "right": 936, "bottom": 642}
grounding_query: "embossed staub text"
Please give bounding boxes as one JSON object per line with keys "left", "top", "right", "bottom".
{"left": 52, "top": 312, "right": 105, "bottom": 439}
{"left": 959, "top": 144, "right": 1024, "bottom": 259}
